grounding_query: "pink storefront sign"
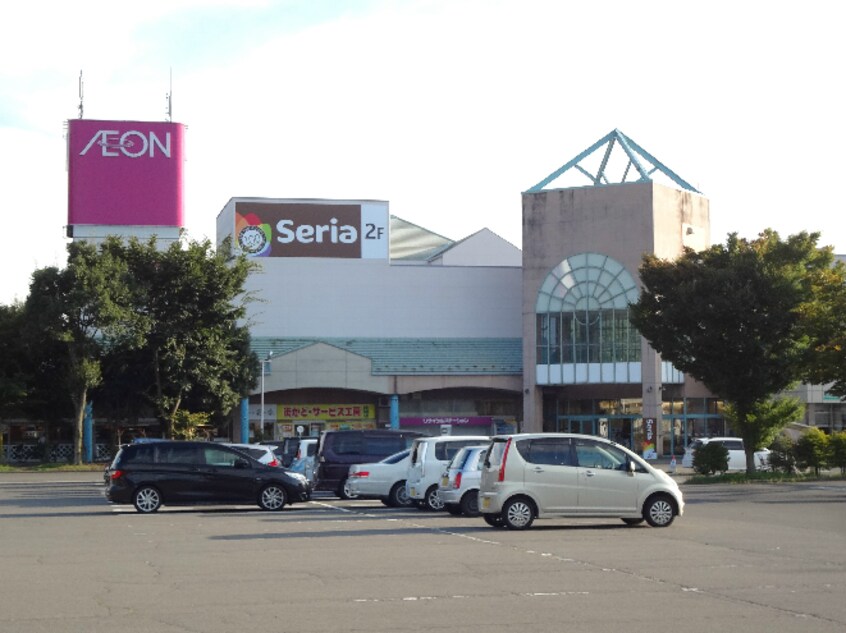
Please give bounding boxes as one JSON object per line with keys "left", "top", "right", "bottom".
{"left": 400, "top": 417, "right": 493, "bottom": 427}
{"left": 67, "top": 119, "right": 185, "bottom": 227}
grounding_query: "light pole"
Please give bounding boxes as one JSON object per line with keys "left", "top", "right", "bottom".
{"left": 259, "top": 351, "right": 273, "bottom": 440}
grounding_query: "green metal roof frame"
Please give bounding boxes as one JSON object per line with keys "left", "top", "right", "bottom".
{"left": 251, "top": 337, "right": 523, "bottom": 375}
{"left": 526, "top": 129, "right": 700, "bottom": 194}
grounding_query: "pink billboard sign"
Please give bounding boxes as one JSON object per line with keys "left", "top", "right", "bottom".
{"left": 67, "top": 119, "right": 184, "bottom": 227}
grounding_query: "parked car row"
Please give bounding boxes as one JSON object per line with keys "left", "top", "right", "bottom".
{"left": 341, "top": 431, "right": 685, "bottom": 530}
{"left": 104, "top": 431, "right": 686, "bottom": 531}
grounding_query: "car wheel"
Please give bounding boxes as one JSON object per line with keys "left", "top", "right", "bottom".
{"left": 259, "top": 484, "right": 287, "bottom": 511}
{"left": 643, "top": 494, "right": 675, "bottom": 527}
{"left": 424, "top": 485, "right": 444, "bottom": 511}
{"left": 622, "top": 517, "right": 645, "bottom": 526}
{"left": 502, "top": 497, "right": 535, "bottom": 530}
{"left": 445, "top": 503, "right": 463, "bottom": 516}
{"left": 459, "top": 490, "right": 480, "bottom": 517}
{"left": 133, "top": 486, "right": 162, "bottom": 513}
{"left": 389, "top": 481, "right": 412, "bottom": 507}
{"left": 483, "top": 513, "right": 506, "bottom": 528}
{"left": 337, "top": 479, "right": 360, "bottom": 500}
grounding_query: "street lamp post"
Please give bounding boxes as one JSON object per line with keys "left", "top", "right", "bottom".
{"left": 259, "top": 351, "right": 273, "bottom": 441}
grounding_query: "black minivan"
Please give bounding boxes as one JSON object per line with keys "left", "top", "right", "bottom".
{"left": 105, "top": 440, "right": 311, "bottom": 513}
{"left": 314, "top": 430, "right": 423, "bottom": 498}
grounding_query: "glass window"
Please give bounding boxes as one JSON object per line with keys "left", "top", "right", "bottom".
{"left": 485, "top": 439, "right": 507, "bottom": 467}
{"left": 516, "top": 438, "right": 573, "bottom": 466}
{"left": 363, "top": 435, "right": 405, "bottom": 455}
{"left": 157, "top": 444, "right": 200, "bottom": 465}
{"left": 121, "top": 445, "right": 155, "bottom": 465}
{"left": 203, "top": 446, "right": 243, "bottom": 467}
{"left": 434, "top": 440, "right": 486, "bottom": 461}
{"left": 535, "top": 253, "right": 641, "bottom": 367}
{"left": 333, "top": 433, "right": 363, "bottom": 455}
{"left": 574, "top": 439, "right": 627, "bottom": 470}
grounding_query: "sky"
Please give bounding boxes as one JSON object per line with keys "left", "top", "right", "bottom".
{"left": 1, "top": 0, "right": 844, "bottom": 305}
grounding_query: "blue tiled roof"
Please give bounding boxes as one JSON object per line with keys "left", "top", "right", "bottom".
{"left": 250, "top": 337, "right": 522, "bottom": 375}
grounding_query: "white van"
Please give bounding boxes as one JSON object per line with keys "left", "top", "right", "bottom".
{"left": 479, "top": 433, "right": 684, "bottom": 530}
{"left": 406, "top": 435, "right": 489, "bottom": 510}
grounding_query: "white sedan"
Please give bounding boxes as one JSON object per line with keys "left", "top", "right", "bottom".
{"left": 346, "top": 449, "right": 412, "bottom": 506}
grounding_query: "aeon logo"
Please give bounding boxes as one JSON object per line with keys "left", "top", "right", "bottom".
{"left": 79, "top": 129, "right": 172, "bottom": 158}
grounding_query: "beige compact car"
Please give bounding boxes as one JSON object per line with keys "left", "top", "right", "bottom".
{"left": 478, "top": 433, "right": 684, "bottom": 530}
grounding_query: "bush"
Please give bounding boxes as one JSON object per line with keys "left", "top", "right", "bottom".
{"left": 692, "top": 441, "right": 729, "bottom": 475}
{"left": 829, "top": 431, "right": 846, "bottom": 476}
{"left": 768, "top": 432, "right": 797, "bottom": 474}
{"left": 795, "top": 427, "right": 830, "bottom": 476}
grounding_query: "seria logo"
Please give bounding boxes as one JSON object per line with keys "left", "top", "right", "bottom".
{"left": 235, "top": 212, "right": 271, "bottom": 256}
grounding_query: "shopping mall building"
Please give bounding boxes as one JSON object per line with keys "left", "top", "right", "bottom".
{"left": 5, "top": 125, "right": 840, "bottom": 462}
{"left": 222, "top": 129, "right": 845, "bottom": 457}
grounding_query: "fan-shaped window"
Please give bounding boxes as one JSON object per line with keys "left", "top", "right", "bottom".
{"left": 536, "top": 253, "right": 640, "bottom": 364}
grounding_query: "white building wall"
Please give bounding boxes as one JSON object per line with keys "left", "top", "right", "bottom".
{"left": 246, "top": 257, "right": 522, "bottom": 338}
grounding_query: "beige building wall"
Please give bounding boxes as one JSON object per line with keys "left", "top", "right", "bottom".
{"left": 521, "top": 182, "right": 710, "bottom": 432}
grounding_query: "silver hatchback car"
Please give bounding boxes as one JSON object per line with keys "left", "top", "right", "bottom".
{"left": 438, "top": 445, "right": 487, "bottom": 516}
{"left": 479, "top": 433, "right": 684, "bottom": 530}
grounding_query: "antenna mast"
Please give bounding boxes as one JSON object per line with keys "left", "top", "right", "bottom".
{"left": 78, "top": 70, "right": 84, "bottom": 119}
{"left": 166, "top": 68, "right": 172, "bottom": 121}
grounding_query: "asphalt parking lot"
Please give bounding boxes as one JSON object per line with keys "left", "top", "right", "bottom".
{"left": 1, "top": 473, "right": 845, "bottom": 633}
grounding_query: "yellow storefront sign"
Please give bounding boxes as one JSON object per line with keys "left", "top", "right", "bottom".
{"left": 277, "top": 404, "right": 375, "bottom": 421}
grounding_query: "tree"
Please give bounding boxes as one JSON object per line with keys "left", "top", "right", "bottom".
{"left": 723, "top": 396, "right": 803, "bottom": 463}
{"left": 829, "top": 431, "right": 846, "bottom": 476}
{"left": 798, "top": 257, "right": 846, "bottom": 397}
{"left": 23, "top": 242, "right": 134, "bottom": 464}
{"left": 106, "top": 237, "right": 259, "bottom": 437}
{"left": 0, "top": 303, "right": 29, "bottom": 418}
{"left": 795, "top": 427, "right": 830, "bottom": 476}
{"left": 631, "top": 230, "right": 841, "bottom": 473}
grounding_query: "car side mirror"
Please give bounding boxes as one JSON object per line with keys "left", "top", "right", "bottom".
{"left": 627, "top": 460, "right": 636, "bottom": 476}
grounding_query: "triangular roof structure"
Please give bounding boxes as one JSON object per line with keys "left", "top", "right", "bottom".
{"left": 389, "top": 215, "right": 454, "bottom": 260}
{"left": 526, "top": 129, "right": 700, "bottom": 194}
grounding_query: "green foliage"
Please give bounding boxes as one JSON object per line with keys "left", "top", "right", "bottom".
{"left": 632, "top": 231, "right": 836, "bottom": 413}
{"left": 22, "top": 241, "right": 135, "bottom": 464}
{"left": 795, "top": 427, "right": 831, "bottom": 476}
{"left": 0, "top": 303, "right": 29, "bottom": 415}
{"left": 723, "top": 397, "right": 803, "bottom": 471}
{"left": 631, "top": 230, "right": 840, "bottom": 474}
{"left": 827, "top": 431, "right": 846, "bottom": 476}
{"left": 97, "top": 236, "right": 259, "bottom": 436}
{"left": 692, "top": 441, "right": 729, "bottom": 475}
{"left": 171, "top": 411, "right": 211, "bottom": 440}
{"left": 767, "top": 432, "right": 798, "bottom": 474}
{"left": 9, "top": 235, "right": 259, "bottom": 456}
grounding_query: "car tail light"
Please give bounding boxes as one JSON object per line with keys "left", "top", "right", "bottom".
{"left": 349, "top": 470, "right": 369, "bottom": 478}
{"left": 454, "top": 472, "right": 462, "bottom": 489}
{"left": 268, "top": 458, "right": 280, "bottom": 467}
{"left": 109, "top": 469, "right": 124, "bottom": 481}
{"left": 498, "top": 438, "right": 512, "bottom": 482}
